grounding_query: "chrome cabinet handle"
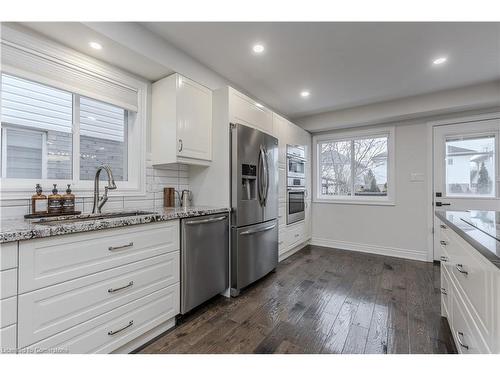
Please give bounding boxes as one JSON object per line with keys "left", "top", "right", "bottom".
{"left": 440, "top": 256, "right": 449, "bottom": 262}
{"left": 185, "top": 216, "right": 227, "bottom": 225}
{"left": 440, "top": 287, "right": 447, "bottom": 295}
{"left": 108, "top": 242, "right": 134, "bottom": 251}
{"left": 241, "top": 223, "right": 276, "bottom": 235}
{"left": 178, "top": 139, "right": 183, "bottom": 152}
{"left": 456, "top": 264, "right": 468, "bottom": 275}
{"left": 440, "top": 224, "right": 447, "bottom": 229}
{"left": 108, "top": 320, "right": 134, "bottom": 336}
{"left": 456, "top": 331, "right": 469, "bottom": 350}
{"left": 440, "top": 240, "right": 448, "bottom": 246}
{"left": 108, "top": 281, "right": 134, "bottom": 293}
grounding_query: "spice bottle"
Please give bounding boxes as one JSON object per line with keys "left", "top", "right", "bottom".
{"left": 48, "top": 184, "right": 63, "bottom": 214}
{"left": 31, "top": 184, "right": 48, "bottom": 215}
{"left": 62, "top": 184, "right": 75, "bottom": 213}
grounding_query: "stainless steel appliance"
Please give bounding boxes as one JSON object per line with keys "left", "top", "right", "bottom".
{"left": 287, "top": 145, "right": 307, "bottom": 224}
{"left": 181, "top": 213, "right": 229, "bottom": 314}
{"left": 230, "top": 123, "right": 278, "bottom": 297}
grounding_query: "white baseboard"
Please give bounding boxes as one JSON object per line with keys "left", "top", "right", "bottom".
{"left": 279, "top": 240, "right": 310, "bottom": 262}
{"left": 310, "top": 237, "right": 429, "bottom": 262}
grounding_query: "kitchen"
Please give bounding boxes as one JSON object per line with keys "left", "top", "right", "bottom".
{"left": 1, "top": 4, "right": 500, "bottom": 371}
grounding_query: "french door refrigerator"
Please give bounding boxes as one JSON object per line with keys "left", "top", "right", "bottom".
{"left": 230, "top": 123, "right": 279, "bottom": 297}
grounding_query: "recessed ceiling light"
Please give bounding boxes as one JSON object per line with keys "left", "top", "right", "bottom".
{"left": 255, "top": 102, "right": 264, "bottom": 108}
{"left": 89, "top": 41, "right": 102, "bottom": 50}
{"left": 300, "top": 90, "right": 310, "bottom": 98}
{"left": 252, "top": 44, "right": 265, "bottom": 54}
{"left": 432, "top": 56, "right": 447, "bottom": 65}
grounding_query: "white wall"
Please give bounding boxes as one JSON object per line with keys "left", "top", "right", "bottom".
{"left": 297, "top": 82, "right": 500, "bottom": 261}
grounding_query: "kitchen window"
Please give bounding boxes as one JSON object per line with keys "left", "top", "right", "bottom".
{"left": 313, "top": 127, "right": 395, "bottom": 204}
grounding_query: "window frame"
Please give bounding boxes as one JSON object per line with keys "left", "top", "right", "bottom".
{"left": 313, "top": 126, "right": 396, "bottom": 205}
{"left": 0, "top": 69, "right": 147, "bottom": 200}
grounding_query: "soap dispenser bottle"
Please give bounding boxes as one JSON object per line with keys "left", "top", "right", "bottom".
{"left": 48, "top": 184, "right": 63, "bottom": 214}
{"left": 31, "top": 184, "right": 48, "bottom": 215}
{"left": 62, "top": 184, "right": 75, "bottom": 213}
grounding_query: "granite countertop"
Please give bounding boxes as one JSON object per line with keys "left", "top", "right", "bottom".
{"left": 435, "top": 210, "right": 500, "bottom": 269}
{"left": 0, "top": 206, "right": 230, "bottom": 244}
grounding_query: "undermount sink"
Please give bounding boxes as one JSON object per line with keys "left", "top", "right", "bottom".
{"left": 33, "top": 211, "right": 157, "bottom": 226}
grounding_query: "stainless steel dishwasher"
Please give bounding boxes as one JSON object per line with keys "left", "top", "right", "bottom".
{"left": 181, "top": 213, "right": 229, "bottom": 314}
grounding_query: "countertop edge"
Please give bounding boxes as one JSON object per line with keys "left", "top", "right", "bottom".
{"left": 435, "top": 210, "right": 500, "bottom": 270}
{"left": 0, "top": 207, "right": 230, "bottom": 244}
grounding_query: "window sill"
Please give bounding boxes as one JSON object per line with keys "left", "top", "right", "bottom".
{"left": 313, "top": 199, "right": 395, "bottom": 206}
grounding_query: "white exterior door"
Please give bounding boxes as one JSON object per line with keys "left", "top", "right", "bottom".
{"left": 433, "top": 118, "right": 500, "bottom": 259}
{"left": 176, "top": 76, "right": 212, "bottom": 161}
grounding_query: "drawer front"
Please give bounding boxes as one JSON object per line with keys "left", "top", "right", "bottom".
{"left": 0, "top": 296, "right": 17, "bottom": 329}
{"left": 23, "top": 284, "right": 180, "bottom": 354}
{"left": 286, "top": 222, "right": 305, "bottom": 249}
{"left": 18, "top": 252, "right": 179, "bottom": 348}
{"left": 452, "top": 293, "right": 490, "bottom": 354}
{"left": 0, "top": 242, "right": 18, "bottom": 271}
{"left": 0, "top": 324, "right": 17, "bottom": 353}
{"left": 0, "top": 268, "right": 17, "bottom": 299}
{"left": 278, "top": 227, "right": 287, "bottom": 256}
{"left": 19, "top": 221, "right": 179, "bottom": 293}
{"left": 440, "top": 265, "right": 451, "bottom": 319}
{"left": 446, "top": 230, "right": 491, "bottom": 338}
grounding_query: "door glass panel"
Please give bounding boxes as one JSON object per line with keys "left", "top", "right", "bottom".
{"left": 445, "top": 135, "right": 495, "bottom": 197}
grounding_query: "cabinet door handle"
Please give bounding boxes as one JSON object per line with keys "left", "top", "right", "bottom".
{"left": 108, "top": 242, "right": 134, "bottom": 251}
{"left": 456, "top": 264, "right": 468, "bottom": 275}
{"left": 456, "top": 331, "right": 469, "bottom": 350}
{"left": 108, "top": 320, "right": 134, "bottom": 336}
{"left": 440, "top": 287, "right": 447, "bottom": 295}
{"left": 178, "top": 139, "right": 183, "bottom": 152}
{"left": 440, "top": 256, "right": 449, "bottom": 262}
{"left": 440, "top": 240, "right": 448, "bottom": 246}
{"left": 108, "top": 281, "right": 134, "bottom": 293}
{"left": 440, "top": 224, "right": 447, "bottom": 229}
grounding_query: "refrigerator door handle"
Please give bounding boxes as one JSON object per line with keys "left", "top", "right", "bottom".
{"left": 240, "top": 223, "right": 276, "bottom": 235}
{"left": 262, "top": 146, "right": 270, "bottom": 206}
{"left": 257, "top": 146, "right": 266, "bottom": 206}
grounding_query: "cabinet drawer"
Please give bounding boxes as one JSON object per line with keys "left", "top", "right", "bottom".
{"left": 0, "top": 296, "right": 17, "bottom": 329}
{"left": 452, "top": 293, "right": 490, "bottom": 354}
{"left": 18, "top": 252, "right": 179, "bottom": 348}
{"left": 440, "top": 265, "right": 451, "bottom": 319}
{"left": 0, "top": 268, "right": 17, "bottom": 299}
{"left": 0, "top": 242, "right": 18, "bottom": 271}
{"left": 286, "top": 222, "right": 305, "bottom": 248}
{"left": 278, "top": 227, "right": 287, "bottom": 255}
{"left": 23, "top": 284, "right": 179, "bottom": 354}
{"left": 0, "top": 324, "right": 16, "bottom": 353}
{"left": 19, "top": 221, "right": 179, "bottom": 293}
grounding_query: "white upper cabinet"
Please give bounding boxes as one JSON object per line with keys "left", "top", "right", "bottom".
{"left": 228, "top": 88, "right": 273, "bottom": 136}
{"left": 152, "top": 74, "right": 212, "bottom": 166}
{"left": 272, "top": 113, "right": 288, "bottom": 166}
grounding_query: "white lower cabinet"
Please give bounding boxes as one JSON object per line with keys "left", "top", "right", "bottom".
{"left": 0, "top": 324, "right": 17, "bottom": 353}
{"left": 437, "top": 217, "right": 499, "bottom": 354}
{"left": 13, "top": 221, "right": 181, "bottom": 354}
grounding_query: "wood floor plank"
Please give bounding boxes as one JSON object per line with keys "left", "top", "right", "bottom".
{"left": 139, "top": 245, "right": 456, "bottom": 355}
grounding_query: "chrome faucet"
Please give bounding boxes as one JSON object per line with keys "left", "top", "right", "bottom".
{"left": 92, "top": 165, "right": 117, "bottom": 213}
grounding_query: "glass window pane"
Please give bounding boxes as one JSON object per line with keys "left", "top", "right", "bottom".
{"left": 354, "top": 136, "right": 388, "bottom": 197}
{"left": 319, "top": 140, "right": 352, "bottom": 196}
{"left": 79, "top": 96, "right": 128, "bottom": 181}
{"left": 446, "top": 135, "right": 495, "bottom": 197}
{"left": 1, "top": 74, "right": 73, "bottom": 179}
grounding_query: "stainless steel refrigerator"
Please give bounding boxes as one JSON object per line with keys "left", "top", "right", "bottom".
{"left": 230, "top": 123, "right": 279, "bottom": 297}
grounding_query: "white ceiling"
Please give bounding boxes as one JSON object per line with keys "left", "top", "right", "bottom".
{"left": 143, "top": 22, "right": 500, "bottom": 118}
{"left": 20, "top": 22, "right": 173, "bottom": 81}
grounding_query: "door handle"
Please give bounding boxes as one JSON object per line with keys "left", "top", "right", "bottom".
{"left": 440, "top": 240, "right": 448, "bottom": 246}
{"left": 440, "top": 287, "right": 447, "bottom": 295}
{"left": 456, "top": 331, "right": 469, "bottom": 350}
{"left": 435, "top": 202, "right": 451, "bottom": 207}
{"left": 456, "top": 264, "right": 468, "bottom": 275}
{"left": 108, "top": 242, "right": 134, "bottom": 251}
{"left": 241, "top": 223, "right": 276, "bottom": 235}
{"left": 185, "top": 216, "right": 227, "bottom": 225}
{"left": 178, "top": 139, "right": 183, "bottom": 152}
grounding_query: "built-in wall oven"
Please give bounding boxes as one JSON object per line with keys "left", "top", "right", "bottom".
{"left": 287, "top": 145, "right": 306, "bottom": 225}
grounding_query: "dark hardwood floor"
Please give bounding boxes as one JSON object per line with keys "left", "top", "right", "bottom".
{"left": 139, "top": 245, "right": 457, "bottom": 354}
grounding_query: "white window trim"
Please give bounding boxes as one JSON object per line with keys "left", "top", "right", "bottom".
{"left": 0, "top": 29, "right": 148, "bottom": 200}
{"left": 312, "top": 126, "right": 396, "bottom": 206}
